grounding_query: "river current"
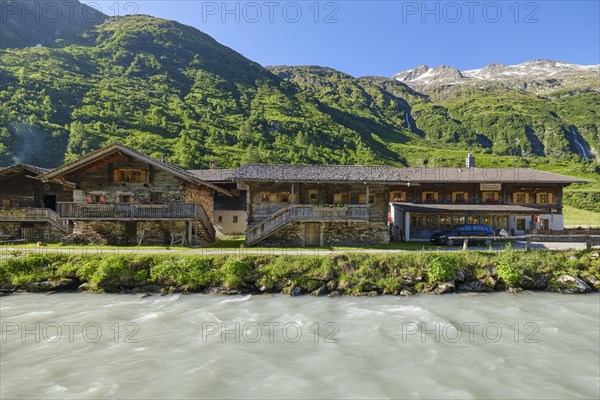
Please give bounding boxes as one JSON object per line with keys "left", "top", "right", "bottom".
{"left": 1, "top": 293, "right": 599, "bottom": 399}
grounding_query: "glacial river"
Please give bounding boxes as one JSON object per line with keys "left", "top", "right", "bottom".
{"left": 1, "top": 293, "right": 599, "bottom": 399}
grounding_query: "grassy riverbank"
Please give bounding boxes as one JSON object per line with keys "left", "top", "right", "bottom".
{"left": 1, "top": 249, "right": 598, "bottom": 296}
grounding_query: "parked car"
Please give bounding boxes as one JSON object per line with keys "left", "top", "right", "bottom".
{"left": 430, "top": 224, "right": 495, "bottom": 246}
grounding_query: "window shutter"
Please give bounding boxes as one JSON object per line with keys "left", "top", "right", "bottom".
{"left": 422, "top": 192, "right": 427, "bottom": 202}
{"left": 536, "top": 193, "right": 541, "bottom": 204}
{"left": 548, "top": 193, "right": 553, "bottom": 204}
{"left": 512, "top": 193, "right": 517, "bottom": 204}
{"left": 141, "top": 169, "right": 148, "bottom": 182}
{"left": 494, "top": 192, "right": 499, "bottom": 201}
{"left": 269, "top": 193, "right": 277, "bottom": 203}
{"left": 525, "top": 193, "right": 530, "bottom": 204}
{"left": 434, "top": 192, "right": 439, "bottom": 201}
{"left": 464, "top": 193, "right": 469, "bottom": 202}
{"left": 113, "top": 170, "right": 120, "bottom": 182}
{"left": 451, "top": 192, "right": 456, "bottom": 202}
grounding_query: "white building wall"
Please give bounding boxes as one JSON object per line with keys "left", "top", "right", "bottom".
{"left": 539, "top": 214, "right": 564, "bottom": 231}
{"left": 213, "top": 210, "right": 247, "bottom": 238}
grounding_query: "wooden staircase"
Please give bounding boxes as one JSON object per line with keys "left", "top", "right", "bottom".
{"left": 192, "top": 205, "right": 216, "bottom": 245}
{"left": 245, "top": 205, "right": 370, "bottom": 246}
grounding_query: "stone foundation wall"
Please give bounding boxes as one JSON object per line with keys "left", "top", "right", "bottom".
{"left": 0, "top": 222, "right": 65, "bottom": 242}
{"left": 137, "top": 221, "right": 188, "bottom": 245}
{"left": 258, "top": 221, "right": 390, "bottom": 247}
{"left": 71, "top": 220, "right": 193, "bottom": 245}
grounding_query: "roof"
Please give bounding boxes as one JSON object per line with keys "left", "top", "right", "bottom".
{"left": 0, "top": 164, "right": 50, "bottom": 180}
{"left": 233, "top": 164, "right": 587, "bottom": 184}
{"left": 188, "top": 169, "right": 236, "bottom": 182}
{"left": 392, "top": 202, "right": 543, "bottom": 214}
{"left": 233, "top": 165, "right": 413, "bottom": 183}
{"left": 40, "top": 143, "right": 231, "bottom": 196}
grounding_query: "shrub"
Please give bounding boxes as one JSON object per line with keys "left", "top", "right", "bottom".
{"left": 426, "top": 255, "right": 456, "bottom": 282}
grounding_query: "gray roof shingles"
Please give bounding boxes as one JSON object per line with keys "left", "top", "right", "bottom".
{"left": 231, "top": 164, "right": 586, "bottom": 184}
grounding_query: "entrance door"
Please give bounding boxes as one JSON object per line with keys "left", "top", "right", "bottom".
{"left": 516, "top": 218, "right": 527, "bottom": 234}
{"left": 305, "top": 223, "right": 320, "bottom": 246}
{"left": 126, "top": 222, "right": 137, "bottom": 245}
{"left": 43, "top": 195, "right": 56, "bottom": 211}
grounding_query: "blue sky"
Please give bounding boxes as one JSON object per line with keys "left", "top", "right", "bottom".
{"left": 91, "top": 1, "right": 600, "bottom": 77}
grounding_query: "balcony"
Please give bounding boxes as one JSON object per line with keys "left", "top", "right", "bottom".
{"left": 57, "top": 202, "right": 201, "bottom": 220}
{"left": 246, "top": 204, "right": 370, "bottom": 246}
{"left": 0, "top": 208, "right": 69, "bottom": 232}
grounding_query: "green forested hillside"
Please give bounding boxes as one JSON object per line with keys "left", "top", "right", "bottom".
{"left": 0, "top": 12, "right": 598, "bottom": 213}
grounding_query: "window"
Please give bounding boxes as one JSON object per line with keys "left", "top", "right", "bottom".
{"left": 482, "top": 215, "right": 493, "bottom": 227}
{"left": 495, "top": 216, "right": 508, "bottom": 229}
{"left": 425, "top": 215, "right": 437, "bottom": 229}
{"left": 92, "top": 195, "right": 102, "bottom": 203}
{"left": 453, "top": 192, "right": 468, "bottom": 203}
{"left": 113, "top": 168, "right": 147, "bottom": 183}
{"left": 540, "top": 219, "right": 549, "bottom": 230}
{"left": 410, "top": 215, "right": 423, "bottom": 229}
{"left": 261, "top": 192, "right": 270, "bottom": 203}
{"left": 439, "top": 215, "right": 451, "bottom": 228}
{"left": 516, "top": 218, "right": 526, "bottom": 231}
{"left": 118, "top": 194, "right": 132, "bottom": 203}
{"left": 333, "top": 193, "right": 350, "bottom": 204}
{"left": 233, "top": 215, "right": 239, "bottom": 223}
{"left": 482, "top": 192, "right": 498, "bottom": 203}
{"left": 390, "top": 191, "right": 406, "bottom": 202}
{"left": 513, "top": 193, "right": 529, "bottom": 204}
{"left": 217, "top": 215, "right": 223, "bottom": 223}
{"left": 453, "top": 216, "right": 465, "bottom": 226}
{"left": 457, "top": 225, "right": 472, "bottom": 233}
{"left": 536, "top": 193, "right": 552, "bottom": 205}
{"left": 358, "top": 193, "right": 375, "bottom": 204}
{"left": 279, "top": 192, "right": 290, "bottom": 203}
{"left": 422, "top": 192, "right": 438, "bottom": 202}
{"left": 467, "top": 216, "right": 480, "bottom": 224}
{"left": 150, "top": 191, "right": 163, "bottom": 203}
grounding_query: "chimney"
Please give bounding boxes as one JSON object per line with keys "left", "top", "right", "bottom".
{"left": 209, "top": 160, "right": 218, "bottom": 169}
{"left": 466, "top": 153, "right": 475, "bottom": 168}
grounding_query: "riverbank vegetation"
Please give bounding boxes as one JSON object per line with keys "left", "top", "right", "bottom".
{"left": 1, "top": 250, "right": 598, "bottom": 296}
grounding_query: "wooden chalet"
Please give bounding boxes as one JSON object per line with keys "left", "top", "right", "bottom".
{"left": 39, "top": 144, "right": 230, "bottom": 245}
{"left": 233, "top": 156, "right": 587, "bottom": 246}
{"left": 0, "top": 164, "right": 71, "bottom": 241}
{"left": 232, "top": 164, "right": 398, "bottom": 246}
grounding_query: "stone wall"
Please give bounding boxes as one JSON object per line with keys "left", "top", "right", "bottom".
{"left": 70, "top": 220, "right": 192, "bottom": 245}
{"left": 0, "top": 222, "right": 65, "bottom": 242}
{"left": 259, "top": 221, "right": 390, "bottom": 247}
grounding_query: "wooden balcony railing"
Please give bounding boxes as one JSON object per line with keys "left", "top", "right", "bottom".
{"left": 0, "top": 208, "right": 69, "bottom": 232}
{"left": 57, "top": 202, "right": 201, "bottom": 220}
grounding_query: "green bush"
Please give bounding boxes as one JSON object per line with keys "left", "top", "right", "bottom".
{"left": 426, "top": 255, "right": 456, "bottom": 282}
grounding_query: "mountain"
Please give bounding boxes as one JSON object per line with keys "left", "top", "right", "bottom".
{"left": 394, "top": 60, "right": 600, "bottom": 94}
{"left": 0, "top": 0, "right": 108, "bottom": 48}
{"left": 0, "top": 4, "right": 598, "bottom": 178}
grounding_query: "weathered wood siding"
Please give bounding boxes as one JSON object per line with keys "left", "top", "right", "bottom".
{"left": 0, "top": 173, "right": 71, "bottom": 208}
{"left": 246, "top": 182, "right": 387, "bottom": 224}
{"left": 390, "top": 183, "right": 564, "bottom": 206}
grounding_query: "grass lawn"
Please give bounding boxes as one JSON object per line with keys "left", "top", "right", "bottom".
{"left": 563, "top": 206, "right": 600, "bottom": 228}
